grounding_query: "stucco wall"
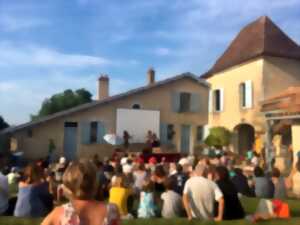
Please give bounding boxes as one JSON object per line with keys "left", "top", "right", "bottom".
{"left": 13, "top": 78, "right": 209, "bottom": 160}
{"left": 263, "top": 56, "right": 300, "bottom": 99}
{"left": 207, "top": 58, "right": 265, "bottom": 132}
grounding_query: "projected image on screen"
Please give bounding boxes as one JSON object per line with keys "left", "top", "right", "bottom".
{"left": 116, "top": 108, "right": 160, "bottom": 143}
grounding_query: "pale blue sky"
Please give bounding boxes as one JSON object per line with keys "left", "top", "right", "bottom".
{"left": 1, "top": 0, "right": 300, "bottom": 125}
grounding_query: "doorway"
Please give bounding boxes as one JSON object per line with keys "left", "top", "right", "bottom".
{"left": 64, "top": 122, "right": 78, "bottom": 161}
{"left": 180, "top": 124, "right": 191, "bottom": 154}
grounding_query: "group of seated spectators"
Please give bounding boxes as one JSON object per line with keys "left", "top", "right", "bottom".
{"left": 0, "top": 149, "right": 299, "bottom": 224}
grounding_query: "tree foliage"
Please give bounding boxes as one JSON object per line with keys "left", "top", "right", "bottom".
{"left": 0, "top": 116, "right": 9, "bottom": 131}
{"left": 31, "top": 89, "right": 92, "bottom": 121}
{"left": 204, "top": 126, "right": 232, "bottom": 148}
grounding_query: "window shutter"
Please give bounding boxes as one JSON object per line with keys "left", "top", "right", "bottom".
{"left": 209, "top": 90, "right": 213, "bottom": 113}
{"left": 171, "top": 92, "right": 180, "bottom": 112}
{"left": 97, "top": 122, "right": 106, "bottom": 144}
{"left": 219, "top": 88, "right": 224, "bottom": 112}
{"left": 160, "top": 123, "right": 168, "bottom": 144}
{"left": 203, "top": 125, "right": 210, "bottom": 141}
{"left": 81, "top": 121, "right": 90, "bottom": 144}
{"left": 245, "top": 80, "right": 253, "bottom": 108}
{"left": 190, "top": 93, "right": 201, "bottom": 112}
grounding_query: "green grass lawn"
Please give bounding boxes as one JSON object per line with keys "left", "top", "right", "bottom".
{"left": 1, "top": 197, "right": 300, "bottom": 225}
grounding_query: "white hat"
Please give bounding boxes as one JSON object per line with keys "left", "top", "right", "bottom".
{"left": 120, "top": 157, "right": 128, "bottom": 165}
{"left": 123, "top": 164, "right": 133, "bottom": 174}
{"left": 179, "top": 158, "right": 190, "bottom": 166}
{"left": 59, "top": 157, "right": 66, "bottom": 164}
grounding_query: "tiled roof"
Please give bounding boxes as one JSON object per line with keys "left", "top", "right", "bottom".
{"left": 202, "top": 16, "right": 300, "bottom": 79}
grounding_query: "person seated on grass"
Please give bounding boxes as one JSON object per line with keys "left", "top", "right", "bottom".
{"left": 161, "top": 176, "right": 183, "bottom": 218}
{"left": 133, "top": 163, "right": 148, "bottom": 193}
{"left": 109, "top": 174, "right": 133, "bottom": 219}
{"left": 231, "top": 168, "right": 254, "bottom": 197}
{"left": 271, "top": 167, "right": 286, "bottom": 199}
{"left": 169, "top": 164, "right": 188, "bottom": 195}
{"left": 246, "top": 199, "right": 290, "bottom": 223}
{"left": 137, "top": 177, "right": 157, "bottom": 218}
{"left": 253, "top": 166, "right": 274, "bottom": 198}
{"left": 41, "top": 160, "right": 120, "bottom": 225}
{"left": 151, "top": 165, "right": 167, "bottom": 195}
{"left": 215, "top": 166, "right": 245, "bottom": 220}
{"left": 289, "top": 161, "right": 300, "bottom": 198}
{"left": 183, "top": 164, "right": 224, "bottom": 221}
{"left": 14, "top": 163, "right": 53, "bottom": 218}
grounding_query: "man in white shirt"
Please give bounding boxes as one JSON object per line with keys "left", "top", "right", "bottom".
{"left": 183, "top": 164, "right": 224, "bottom": 221}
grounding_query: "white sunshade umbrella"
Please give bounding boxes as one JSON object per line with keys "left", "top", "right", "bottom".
{"left": 104, "top": 134, "right": 123, "bottom": 145}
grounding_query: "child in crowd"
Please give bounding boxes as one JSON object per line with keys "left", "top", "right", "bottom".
{"left": 138, "top": 177, "right": 156, "bottom": 218}
{"left": 161, "top": 177, "right": 183, "bottom": 218}
{"left": 109, "top": 175, "right": 133, "bottom": 218}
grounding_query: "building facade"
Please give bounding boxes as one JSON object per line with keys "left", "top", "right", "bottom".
{"left": 203, "top": 16, "right": 300, "bottom": 154}
{"left": 2, "top": 71, "right": 209, "bottom": 160}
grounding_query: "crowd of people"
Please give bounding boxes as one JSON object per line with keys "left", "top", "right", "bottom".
{"left": 0, "top": 148, "right": 300, "bottom": 224}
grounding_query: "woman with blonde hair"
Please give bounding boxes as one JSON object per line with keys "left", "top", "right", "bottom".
{"left": 41, "top": 160, "right": 120, "bottom": 225}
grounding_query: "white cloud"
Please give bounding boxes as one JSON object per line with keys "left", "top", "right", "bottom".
{"left": 154, "top": 47, "right": 171, "bottom": 56}
{"left": 0, "top": 42, "right": 111, "bottom": 68}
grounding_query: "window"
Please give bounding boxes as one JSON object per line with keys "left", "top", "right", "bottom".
{"left": 240, "top": 83, "right": 246, "bottom": 108}
{"left": 132, "top": 103, "right": 141, "bottom": 109}
{"left": 167, "top": 124, "right": 175, "bottom": 140}
{"left": 213, "top": 89, "right": 221, "bottom": 111}
{"left": 90, "top": 121, "right": 98, "bottom": 143}
{"left": 179, "top": 92, "right": 191, "bottom": 112}
{"left": 240, "top": 81, "right": 252, "bottom": 109}
{"left": 27, "top": 129, "right": 33, "bottom": 138}
{"left": 196, "top": 126, "right": 203, "bottom": 141}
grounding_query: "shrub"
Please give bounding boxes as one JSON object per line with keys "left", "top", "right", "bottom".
{"left": 204, "top": 126, "right": 232, "bottom": 148}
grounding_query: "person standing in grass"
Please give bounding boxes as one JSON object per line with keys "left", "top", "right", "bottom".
{"left": 161, "top": 177, "right": 183, "bottom": 218}
{"left": 183, "top": 164, "right": 224, "bottom": 221}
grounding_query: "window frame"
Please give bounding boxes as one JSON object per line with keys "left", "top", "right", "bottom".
{"left": 90, "top": 121, "right": 98, "bottom": 144}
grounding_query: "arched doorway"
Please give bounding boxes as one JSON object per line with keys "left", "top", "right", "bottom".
{"left": 234, "top": 124, "right": 255, "bottom": 155}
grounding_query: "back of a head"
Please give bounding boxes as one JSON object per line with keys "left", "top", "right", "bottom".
{"left": 195, "top": 164, "right": 206, "bottom": 176}
{"left": 216, "top": 166, "right": 229, "bottom": 181}
{"left": 271, "top": 167, "right": 281, "bottom": 178}
{"left": 23, "top": 163, "right": 43, "bottom": 184}
{"left": 164, "top": 176, "right": 176, "bottom": 191}
{"left": 63, "top": 160, "right": 98, "bottom": 200}
{"left": 254, "top": 166, "right": 264, "bottom": 177}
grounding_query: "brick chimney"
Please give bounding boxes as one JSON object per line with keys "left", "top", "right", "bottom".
{"left": 97, "top": 75, "right": 109, "bottom": 100}
{"left": 147, "top": 67, "right": 155, "bottom": 85}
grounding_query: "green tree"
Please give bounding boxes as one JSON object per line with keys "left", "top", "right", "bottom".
{"left": 204, "top": 126, "right": 232, "bottom": 148}
{"left": 0, "top": 116, "right": 9, "bottom": 131}
{"left": 31, "top": 88, "right": 92, "bottom": 121}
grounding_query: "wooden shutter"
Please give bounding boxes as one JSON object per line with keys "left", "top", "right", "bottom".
{"left": 171, "top": 92, "right": 180, "bottom": 112}
{"left": 219, "top": 88, "right": 224, "bottom": 112}
{"left": 190, "top": 93, "right": 201, "bottom": 112}
{"left": 245, "top": 80, "right": 253, "bottom": 108}
{"left": 209, "top": 90, "right": 213, "bottom": 113}
{"left": 97, "top": 122, "right": 106, "bottom": 144}
{"left": 80, "top": 121, "right": 90, "bottom": 144}
{"left": 160, "top": 123, "right": 168, "bottom": 144}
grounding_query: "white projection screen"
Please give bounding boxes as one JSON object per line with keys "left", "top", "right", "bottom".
{"left": 116, "top": 108, "right": 160, "bottom": 143}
